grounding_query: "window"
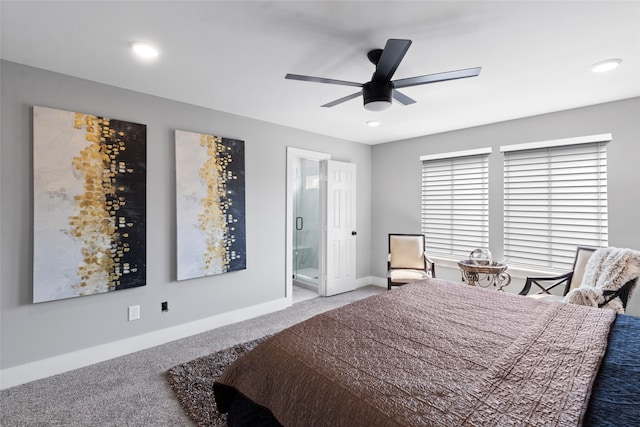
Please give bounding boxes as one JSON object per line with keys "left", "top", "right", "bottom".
{"left": 305, "top": 175, "right": 320, "bottom": 189}
{"left": 502, "top": 134, "right": 610, "bottom": 271}
{"left": 421, "top": 148, "right": 491, "bottom": 258}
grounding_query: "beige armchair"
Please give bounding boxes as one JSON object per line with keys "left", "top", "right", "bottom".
{"left": 518, "top": 246, "right": 638, "bottom": 312}
{"left": 518, "top": 246, "right": 596, "bottom": 303}
{"left": 387, "top": 234, "right": 435, "bottom": 290}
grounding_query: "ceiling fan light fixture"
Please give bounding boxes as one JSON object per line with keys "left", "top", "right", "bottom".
{"left": 591, "top": 58, "right": 622, "bottom": 73}
{"left": 363, "top": 81, "right": 392, "bottom": 111}
{"left": 364, "top": 100, "right": 392, "bottom": 111}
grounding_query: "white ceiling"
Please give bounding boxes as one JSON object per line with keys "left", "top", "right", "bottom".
{"left": 1, "top": 1, "right": 639, "bottom": 145}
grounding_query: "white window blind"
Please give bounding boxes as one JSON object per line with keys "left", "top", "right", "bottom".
{"left": 503, "top": 139, "right": 608, "bottom": 271}
{"left": 421, "top": 150, "right": 490, "bottom": 258}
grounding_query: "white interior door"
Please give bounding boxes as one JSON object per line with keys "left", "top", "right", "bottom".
{"left": 322, "top": 160, "right": 357, "bottom": 296}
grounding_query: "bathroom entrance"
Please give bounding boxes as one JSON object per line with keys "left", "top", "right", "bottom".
{"left": 292, "top": 157, "right": 321, "bottom": 291}
{"left": 285, "top": 147, "right": 357, "bottom": 302}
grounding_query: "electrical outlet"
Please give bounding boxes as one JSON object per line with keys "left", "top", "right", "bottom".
{"left": 161, "top": 301, "right": 168, "bottom": 312}
{"left": 128, "top": 305, "right": 140, "bottom": 321}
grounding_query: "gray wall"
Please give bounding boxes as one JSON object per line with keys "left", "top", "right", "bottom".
{"left": 372, "top": 97, "right": 640, "bottom": 315}
{"left": 0, "top": 60, "right": 372, "bottom": 369}
{"left": 2, "top": 58, "right": 639, "bottom": 375}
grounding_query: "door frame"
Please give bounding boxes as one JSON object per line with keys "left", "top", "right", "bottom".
{"left": 285, "top": 147, "right": 331, "bottom": 302}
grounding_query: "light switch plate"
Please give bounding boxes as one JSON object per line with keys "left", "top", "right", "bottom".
{"left": 128, "top": 305, "right": 140, "bottom": 321}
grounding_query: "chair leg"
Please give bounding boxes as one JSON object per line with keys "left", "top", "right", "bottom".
{"left": 387, "top": 278, "right": 391, "bottom": 291}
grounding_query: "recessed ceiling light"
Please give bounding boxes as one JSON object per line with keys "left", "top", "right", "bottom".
{"left": 591, "top": 58, "right": 622, "bottom": 73}
{"left": 130, "top": 42, "right": 159, "bottom": 59}
{"left": 366, "top": 121, "right": 380, "bottom": 127}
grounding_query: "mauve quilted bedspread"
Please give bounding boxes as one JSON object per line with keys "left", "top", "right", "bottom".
{"left": 214, "top": 279, "right": 615, "bottom": 426}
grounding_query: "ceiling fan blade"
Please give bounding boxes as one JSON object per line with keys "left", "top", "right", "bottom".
{"left": 373, "top": 39, "right": 412, "bottom": 82}
{"left": 321, "top": 91, "right": 363, "bottom": 108}
{"left": 392, "top": 90, "right": 416, "bottom": 105}
{"left": 392, "top": 67, "right": 481, "bottom": 89}
{"left": 285, "top": 73, "right": 362, "bottom": 88}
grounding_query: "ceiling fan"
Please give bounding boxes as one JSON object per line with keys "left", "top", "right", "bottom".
{"left": 285, "top": 39, "right": 481, "bottom": 111}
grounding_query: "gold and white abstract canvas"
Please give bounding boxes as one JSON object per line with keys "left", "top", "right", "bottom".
{"left": 175, "top": 130, "right": 246, "bottom": 281}
{"left": 33, "top": 106, "right": 146, "bottom": 303}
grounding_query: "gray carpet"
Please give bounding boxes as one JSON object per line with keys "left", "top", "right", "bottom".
{"left": 0, "top": 286, "right": 383, "bottom": 426}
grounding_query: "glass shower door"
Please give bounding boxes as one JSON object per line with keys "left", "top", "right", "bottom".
{"left": 293, "top": 159, "right": 320, "bottom": 286}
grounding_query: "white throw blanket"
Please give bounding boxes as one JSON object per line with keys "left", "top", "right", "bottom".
{"left": 565, "top": 247, "right": 640, "bottom": 313}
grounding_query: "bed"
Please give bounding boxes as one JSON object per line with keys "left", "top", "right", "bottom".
{"left": 214, "top": 278, "right": 640, "bottom": 426}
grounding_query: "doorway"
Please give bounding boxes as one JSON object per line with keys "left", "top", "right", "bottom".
{"left": 286, "top": 148, "right": 358, "bottom": 302}
{"left": 292, "top": 157, "right": 320, "bottom": 291}
{"left": 286, "top": 148, "right": 330, "bottom": 302}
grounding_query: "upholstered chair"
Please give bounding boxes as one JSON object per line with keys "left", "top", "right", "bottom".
{"left": 518, "top": 246, "right": 596, "bottom": 303}
{"left": 387, "top": 234, "right": 435, "bottom": 290}
{"left": 519, "top": 246, "right": 638, "bottom": 312}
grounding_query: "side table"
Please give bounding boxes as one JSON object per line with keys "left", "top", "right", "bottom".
{"left": 457, "top": 260, "right": 511, "bottom": 291}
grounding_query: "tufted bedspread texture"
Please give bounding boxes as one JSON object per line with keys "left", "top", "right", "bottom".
{"left": 214, "top": 279, "right": 616, "bottom": 426}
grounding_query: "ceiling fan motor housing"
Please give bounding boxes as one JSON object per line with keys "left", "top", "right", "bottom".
{"left": 363, "top": 81, "right": 393, "bottom": 108}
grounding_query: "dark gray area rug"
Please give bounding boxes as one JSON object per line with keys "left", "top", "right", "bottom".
{"left": 167, "top": 335, "right": 271, "bottom": 427}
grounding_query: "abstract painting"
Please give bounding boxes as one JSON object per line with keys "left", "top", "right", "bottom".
{"left": 175, "top": 130, "right": 246, "bottom": 280}
{"left": 33, "top": 106, "right": 146, "bottom": 303}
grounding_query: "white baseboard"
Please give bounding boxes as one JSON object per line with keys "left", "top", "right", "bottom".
{"left": 356, "top": 276, "right": 387, "bottom": 288}
{"left": 0, "top": 297, "right": 291, "bottom": 390}
{"left": 370, "top": 276, "right": 388, "bottom": 287}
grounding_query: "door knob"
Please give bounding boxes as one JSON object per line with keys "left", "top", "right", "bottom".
{"left": 351, "top": 231, "right": 357, "bottom": 236}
